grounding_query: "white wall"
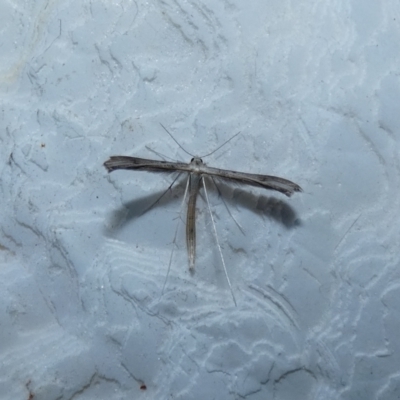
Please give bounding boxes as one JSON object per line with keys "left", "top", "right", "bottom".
{"left": 1, "top": 1, "right": 399, "bottom": 399}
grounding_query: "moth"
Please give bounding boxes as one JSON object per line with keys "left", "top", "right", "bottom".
{"left": 104, "top": 126, "right": 302, "bottom": 303}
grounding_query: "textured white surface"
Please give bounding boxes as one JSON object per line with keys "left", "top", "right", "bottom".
{"left": 1, "top": 0, "right": 400, "bottom": 399}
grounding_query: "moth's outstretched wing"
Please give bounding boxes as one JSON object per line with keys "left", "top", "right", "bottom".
{"left": 200, "top": 165, "right": 302, "bottom": 197}
{"left": 104, "top": 156, "right": 302, "bottom": 196}
{"left": 104, "top": 156, "right": 192, "bottom": 173}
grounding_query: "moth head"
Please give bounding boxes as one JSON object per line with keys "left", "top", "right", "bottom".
{"left": 190, "top": 157, "right": 204, "bottom": 166}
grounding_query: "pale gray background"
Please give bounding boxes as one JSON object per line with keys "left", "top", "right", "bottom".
{"left": 1, "top": 1, "right": 400, "bottom": 399}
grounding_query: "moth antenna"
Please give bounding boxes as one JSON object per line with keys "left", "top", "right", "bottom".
{"left": 160, "top": 123, "right": 194, "bottom": 157}
{"left": 201, "top": 131, "right": 241, "bottom": 158}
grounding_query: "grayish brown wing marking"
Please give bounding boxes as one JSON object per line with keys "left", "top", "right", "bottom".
{"left": 104, "top": 156, "right": 301, "bottom": 197}
{"left": 104, "top": 156, "right": 193, "bottom": 173}
{"left": 195, "top": 164, "right": 302, "bottom": 197}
